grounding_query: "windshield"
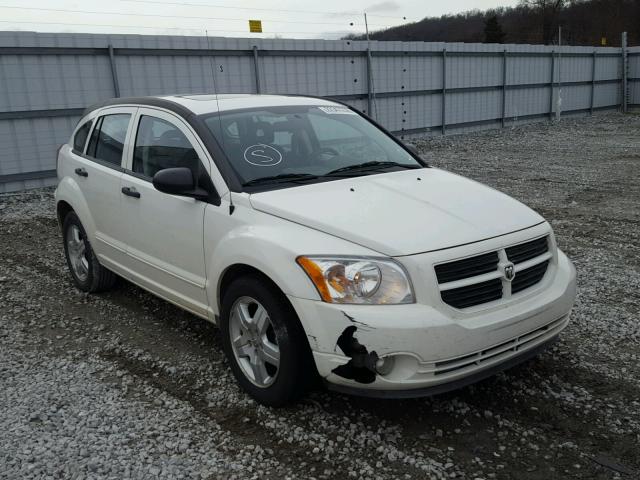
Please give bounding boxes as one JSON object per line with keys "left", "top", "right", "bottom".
{"left": 202, "top": 104, "right": 423, "bottom": 188}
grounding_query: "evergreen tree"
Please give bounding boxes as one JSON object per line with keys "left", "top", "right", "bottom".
{"left": 484, "top": 15, "right": 506, "bottom": 43}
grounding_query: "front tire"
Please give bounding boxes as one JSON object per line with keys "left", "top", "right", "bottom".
{"left": 62, "top": 211, "right": 116, "bottom": 293}
{"left": 220, "top": 275, "right": 313, "bottom": 406}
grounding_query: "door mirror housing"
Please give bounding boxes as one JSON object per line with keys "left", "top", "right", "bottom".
{"left": 152, "top": 167, "right": 213, "bottom": 202}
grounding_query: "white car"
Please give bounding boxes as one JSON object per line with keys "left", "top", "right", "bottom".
{"left": 55, "top": 94, "right": 576, "bottom": 406}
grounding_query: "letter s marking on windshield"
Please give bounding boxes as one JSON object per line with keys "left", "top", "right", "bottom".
{"left": 244, "top": 144, "right": 283, "bottom": 167}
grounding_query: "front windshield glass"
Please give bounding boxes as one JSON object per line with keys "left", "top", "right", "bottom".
{"left": 202, "top": 104, "right": 422, "bottom": 187}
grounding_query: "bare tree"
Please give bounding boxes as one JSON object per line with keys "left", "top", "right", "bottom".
{"left": 520, "top": 0, "right": 566, "bottom": 44}
{"left": 348, "top": 0, "right": 637, "bottom": 47}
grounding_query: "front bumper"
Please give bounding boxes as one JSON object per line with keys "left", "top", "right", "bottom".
{"left": 327, "top": 336, "right": 559, "bottom": 399}
{"left": 287, "top": 248, "right": 576, "bottom": 395}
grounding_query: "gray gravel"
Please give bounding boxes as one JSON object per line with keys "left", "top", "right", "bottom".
{"left": 1, "top": 112, "right": 639, "bottom": 479}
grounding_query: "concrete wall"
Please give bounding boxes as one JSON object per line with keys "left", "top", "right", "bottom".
{"left": 0, "top": 31, "right": 632, "bottom": 192}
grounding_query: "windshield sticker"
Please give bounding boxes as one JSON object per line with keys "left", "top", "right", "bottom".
{"left": 244, "top": 144, "right": 283, "bottom": 167}
{"left": 318, "top": 106, "right": 356, "bottom": 115}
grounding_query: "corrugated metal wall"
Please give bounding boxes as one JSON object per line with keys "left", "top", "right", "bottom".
{"left": 629, "top": 46, "right": 640, "bottom": 108}
{"left": 0, "top": 31, "right": 635, "bottom": 193}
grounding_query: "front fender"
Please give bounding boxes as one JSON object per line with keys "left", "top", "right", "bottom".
{"left": 210, "top": 226, "right": 319, "bottom": 302}
{"left": 204, "top": 204, "right": 380, "bottom": 317}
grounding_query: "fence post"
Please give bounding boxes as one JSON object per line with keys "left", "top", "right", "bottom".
{"left": 107, "top": 44, "right": 120, "bottom": 98}
{"left": 252, "top": 45, "right": 261, "bottom": 94}
{"left": 442, "top": 48, "right": 447, "bottom": 135}
{"left": 366, "top": 48, "right": 373, "bottom": 118}
{"left": 501, "top": 49, "right": 507, "bottom": 128}
{"left": 590, "top": 51, "right": 597, "bottom": 115}
{"left": 622, "top": 31, "right": 628, "bottom": 113}
{"left": 549, "top": 50, "right": 555, "bottom": 120}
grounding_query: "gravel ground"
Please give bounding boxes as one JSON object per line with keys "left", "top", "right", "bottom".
{"left": 1, "top": 112, "right": 639, "bottom": 480}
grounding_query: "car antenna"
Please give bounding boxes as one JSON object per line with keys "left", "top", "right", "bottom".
{"left": 205, "top": 29, "right": 235, "bottom": 215}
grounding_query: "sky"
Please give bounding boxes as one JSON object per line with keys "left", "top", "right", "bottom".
{"left": 0, "top": 0, "right": 519, "bottom": 39}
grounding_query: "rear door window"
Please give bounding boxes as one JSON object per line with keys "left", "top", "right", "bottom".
{"left": 86, "top": 114, "right": 131, "bottom": 167}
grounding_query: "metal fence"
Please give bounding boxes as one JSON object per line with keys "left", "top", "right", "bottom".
{"left": 1, "top": 31, "right": 638, "bottom": 193}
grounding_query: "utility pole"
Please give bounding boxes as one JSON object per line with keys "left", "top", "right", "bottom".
{"left": 364, "top": 12, "right": 370, "bottom": 43}
{"left": 622, "top": 31, "right": 628, "bottom": 113}
{"left": 364, "top": 12, "right": 377, "bottom": 120}
{"left": 556, "top": 26, "right": 562, "bottom": 121}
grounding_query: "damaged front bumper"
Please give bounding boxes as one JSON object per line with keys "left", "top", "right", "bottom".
{"left": 287, "top": 249, "right": 576, "bottom": 398}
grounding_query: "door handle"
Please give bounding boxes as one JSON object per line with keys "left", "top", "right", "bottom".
{"left": 121, "top": 186, "right": 141, "bottom": 198}
{"left": 74, "top": 167, "right": 88, "bottom": 177}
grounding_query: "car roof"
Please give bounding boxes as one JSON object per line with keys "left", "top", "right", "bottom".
{"left": 85, "top": 94, "right": 340, "bottom": 117}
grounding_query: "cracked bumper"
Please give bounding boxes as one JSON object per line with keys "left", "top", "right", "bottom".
{"left": 287, "top": 249, "right": 576, "bottom": 395}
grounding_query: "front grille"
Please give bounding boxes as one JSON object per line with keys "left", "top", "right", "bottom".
{"left": 435, "top": 235, "right": 551, "bottom": 309}
{"left": 440, "top": 278, "right": 503, "bottom": 309}
{"left": 506, "top": 236, "right": 549, "bottom": 263}
{"left": 512, "top": 260, "right": 549, "bottom": 294}
{"left": 435, "top": 251, "right": 499, "bottom": 283}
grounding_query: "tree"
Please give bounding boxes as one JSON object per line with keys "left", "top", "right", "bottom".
{"left": 484, "top": 15, "right": 506, "bottom": 43}
{"left": 345, "top": 0, "right": 636, "bottom": 46}
{"left": 521, "top": 0, "right": 566, "bottom": 44}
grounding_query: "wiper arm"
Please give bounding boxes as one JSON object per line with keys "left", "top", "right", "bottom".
{"left": 242, "top": 173, "right": 319, "bottom": 187}
{"left": 242, "top": 162, "right": 421, "bottom": 187}
{"left": 326, "top": 161, "right": 421, "bottom": 176}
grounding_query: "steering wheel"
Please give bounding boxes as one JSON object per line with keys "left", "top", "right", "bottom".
{"left": 317, "top": 147, "right": 340, "bottom": 158}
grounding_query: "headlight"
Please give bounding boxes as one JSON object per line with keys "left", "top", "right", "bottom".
{"left": 296, "top": 256, "right": 414, "bottom": 304}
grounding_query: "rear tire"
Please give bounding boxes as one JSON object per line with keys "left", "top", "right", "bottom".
{"left": 62, "top": 211, "right": 117, "bottom": 293}
{"left": 220, "top": 275, "right": 313, "bottom": 406}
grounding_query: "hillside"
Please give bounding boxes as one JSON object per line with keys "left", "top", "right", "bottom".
{"left": 347, "top": 0, "right": 639, "bottom": 46}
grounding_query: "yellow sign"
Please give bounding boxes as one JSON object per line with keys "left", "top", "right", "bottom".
{"left": 249, "top": 20, "right": 263, "bottom": 33}
{"left": 601, "top": 37, "right": 607, "bottom": 46}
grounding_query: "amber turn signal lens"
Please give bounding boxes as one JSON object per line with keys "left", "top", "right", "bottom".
{"left": 296, "top": 256, "right": 333, "bottom": 302}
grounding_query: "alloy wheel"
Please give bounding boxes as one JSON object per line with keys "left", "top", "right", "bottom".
{"left": 66, "top": 224, "right": 89, "bottom": 282}
{"left": 228, "top": 296, "right": 280, "bottom": 388}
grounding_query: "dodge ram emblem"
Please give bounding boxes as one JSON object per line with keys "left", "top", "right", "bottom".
{"left": 504, "top": 263, "right": 516, "bottom": 281}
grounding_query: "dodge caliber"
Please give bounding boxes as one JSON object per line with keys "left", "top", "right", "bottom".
{"left": 55, "top": 94, "right": 577, "bottom": 406}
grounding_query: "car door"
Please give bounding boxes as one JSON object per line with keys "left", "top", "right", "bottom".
{"left": 119, "top": 107, "right": 212, "bottom": 317}
{"left": 72, "top": 107, "right": 136, "bottom": 268}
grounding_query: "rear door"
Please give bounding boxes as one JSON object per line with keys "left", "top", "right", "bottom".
{"left": 119, "top": 107, "right": 212, "bottom": 317}
{"left": 71, "top": 107, "right": 136, "bottom": 267}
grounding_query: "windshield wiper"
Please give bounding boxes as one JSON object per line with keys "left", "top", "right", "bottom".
{"left": 242, "top": 173, "right": 319, "bottom": 187}
{"left": 242, "top": 162, "right": 421, "bottom": 187}
{"left": 326, "top": 161, "right": 421, "bottom": 176}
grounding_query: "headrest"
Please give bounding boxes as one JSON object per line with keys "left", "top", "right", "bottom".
{"left": 158, "top": 129, "right": 189, "bottom": 148}
{"left": 251, "top": 121, "right": 274, "bottom": 144}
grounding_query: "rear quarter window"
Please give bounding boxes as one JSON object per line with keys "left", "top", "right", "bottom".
{"left": 72, "top": 120, "right": 93, "bottom": 153}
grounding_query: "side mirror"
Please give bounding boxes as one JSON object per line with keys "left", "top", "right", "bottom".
{"left": 152, "top": 167, "right": 210, "bottom": 201}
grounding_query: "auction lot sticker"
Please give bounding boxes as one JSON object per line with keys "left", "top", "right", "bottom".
{"left": 318, "top": 106, "right": 355, "bottom": 115}
{"left": 244, "top": 144, "right": 283, "bottom": 166}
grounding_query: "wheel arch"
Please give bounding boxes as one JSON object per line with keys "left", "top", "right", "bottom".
{"left": 56, "top": 199, "right": 74, "bottom": 226}
{"left": 217, "top": 262, "right": 320, "bottom": 380}
{"left": 218, "top": 263, "right": 288, "bottom": 315}
{"left": 54, "top": 177, "right": 96, "bottom": 240}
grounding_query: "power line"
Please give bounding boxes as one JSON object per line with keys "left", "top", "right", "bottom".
{"left": 0, "top": 4, "right": 401, "bottom": 28}
{"left": 121, "top": 0, "right": 411, "bottom": 21}
{"left": 0, "top": 19, "right": 357, "bottom": 36}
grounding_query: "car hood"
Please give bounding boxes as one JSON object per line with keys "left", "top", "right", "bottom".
{"left": 249, "top": 168, "right": 545, "bottom": 256}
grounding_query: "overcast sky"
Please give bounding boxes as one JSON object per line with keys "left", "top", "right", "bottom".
{"left": 0, "top": 0, "right": 519, "bottom": 39}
